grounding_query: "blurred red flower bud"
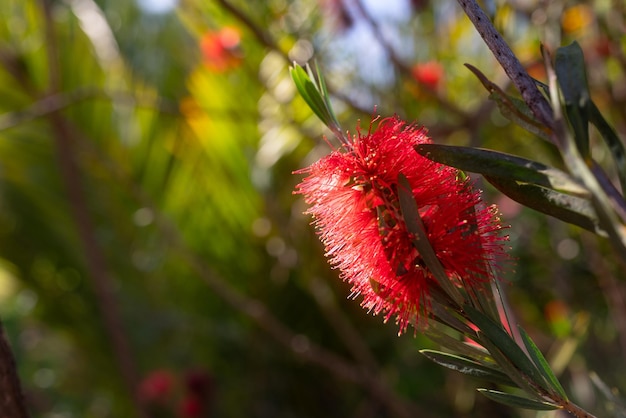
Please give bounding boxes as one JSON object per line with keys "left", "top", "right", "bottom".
{"left": 200, "top": 27, "right": 242, "bottom": 72}
{"left": 138, "top": 369, "right": 174, "bottom": 403}
{"left": 179, "top": 395, "right": 203, "bottom": 418}
{"left": 184, "top": 369, "right": 213, "bottom": 397}
{"left": 411, "top": 61, "right": 444, "bottom": 90}
{"left": 594, "top": 36, "right": 611, "bottom": 58}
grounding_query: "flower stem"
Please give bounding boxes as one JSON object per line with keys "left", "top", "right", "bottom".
{"left": 559, "top": 399, "right": 598, "bottom": 418}
{"left": 0, "top": 319, "right": 30, "bottom": 418}
{"left": 455, "top": 0, "right": 555, "bottom": 131}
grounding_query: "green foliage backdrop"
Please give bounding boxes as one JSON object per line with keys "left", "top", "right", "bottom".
{"left": 0, "top": 0, "right": 624, "bottom": 417}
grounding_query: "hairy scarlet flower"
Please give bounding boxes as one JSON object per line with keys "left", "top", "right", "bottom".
{"left": 295, "top": 117, "right": 506, "bottom": 333}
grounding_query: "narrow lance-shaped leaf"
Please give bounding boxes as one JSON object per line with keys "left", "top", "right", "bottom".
{"left": 478, "top": 333, "right": 545, "bottom": 398}
{"left": 415, "top": 144, "right": 589, "bottom": 197}
{"left": 290, "top": 64, "right": 331, "bottom": 126}
{"left": 477, "top": 389, "right": 560, "bottom": 411}
{"left": 421, "top": 349, "right": 516, "bottom": 387}
{"left": 397, "top": 173, "right": 464, "bottom": 306}
{"left": 429, "top": 301, "right": 477, "bottom": 337}
{"left": 465, "top": 63, "right": 551, "bottom": 141}
{"left": 464, "top": 305, "right": 553, "bottom": 395}
{"left": 290, "top": 63, "right": 347, "bottom": 144}
{"left": 589, "top": 101, "right": 626, "bottom": 194}
{"left": 546, "top": 46, "right": 626, "bottom": 262}
{"left": 555, "top": 41, "right": 590, "bottom": 157}
{"left": 424, "top": 326, "right": 495, "bottom": 365}
{"left": 485, "top": 175, "right": 604, "bottom": 235}
{"left": 518, "top": 326, "right": 568, "bottom": 399}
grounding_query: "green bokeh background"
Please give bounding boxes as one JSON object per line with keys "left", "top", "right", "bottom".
{"left": 0, "top": 0, "right": 624, "bottom": 416}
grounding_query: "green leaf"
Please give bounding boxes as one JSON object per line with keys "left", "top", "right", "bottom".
{"left": 424, "top": 326, "right": 495, "bottom": 364}
{"left": 518, "top": 326, "right": 568, "bottom": 399}
{"left": 414, "top": 144, "right": 589, "bottom": 197}
{"left": 485, "top": 175, "right": 604, "bottom": 235}
{"left": 477, "top": 389, "right": 560, "bottom": 411}
{"left": 430, "top": 302, "right": 478, "bottom": 338}
{"left": 290, "top": 64, "right": 333, "bottom": 127}
{"left": 397, "top": 173, "right": 464, "bottom": 306}
{"left": 421, "top": 349, "right": 516, "bottom": 387}
{"left": 589, "top": 101, "right": 626, "bottom": 193}
{"left": 478, "top": 334, "right": 544, "bottom": 397}
{"left": 465, "top": 63, "right": 550, "bottom": 141}
{"left": 413, "top": 144, "right": 604, "bottom": 234}
{"left": 290, "top": 62, "right": 347, "bottom": 143}
{"left": 555, "top": 41, "right": 591, "bottom": 157}
{"left": 464, "top": 306, "right": 552, "bottom": 394}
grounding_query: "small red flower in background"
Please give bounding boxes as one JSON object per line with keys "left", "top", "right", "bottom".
{"left": 138, "top": 369, "right": 175, "bottom": 403}
{"left": 411, "top": 61, "right": 444, "bottom": 90}
{"left": 179, "top": 395, "right": 203, "bottom": 418}
{"left": 184, "top": 369, "right": 213, "bottom": 398}
{"left": 295, "top": 117, "right": 506, "bottom": 333}
{"left": 200, "top": 27, "right": 242, "bottom": 72}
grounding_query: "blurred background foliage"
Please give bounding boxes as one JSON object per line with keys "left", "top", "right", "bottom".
{"left": 0, "top": 0, "right": 624, "bottom": 417}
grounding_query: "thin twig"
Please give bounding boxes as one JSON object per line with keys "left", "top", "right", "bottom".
{"left": 0, "top": 320, "right": 30, "bottom": 418}
{"left": 0, "top": 87, "right": 262, "bottom": 132}
{"left": 307, "top": 277, "right": 380, "bottom": 371}
{"left": 213, "top": 0, "right": 373, "bottom": 117}
{"left": 456, "top": 0, "right": 555, "bottom": 131}
{"left": 67, "top": 122, "right": 434, "bottom": 418}
{"left": 39, "top": 1, "right": 148, "bottom": 416}
{"left": 352, "top": 0, "right": 470, "bottom": 121}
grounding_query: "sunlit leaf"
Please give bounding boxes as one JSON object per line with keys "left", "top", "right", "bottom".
{"left": 290, "top": 64, "right": 333, "bottom": 127}
{"left": 424, "top": 326, "right": 495, "bottom": 364}
{"left": 421, "top": 349, "right": 516, "bottom": 386}
{"left": 518, "top": 326, "right": 568, "bottom": 399}
{"left": 290, "top": 62, "right": 346, "bottom": 142}
{"left": 414, "top": 144, "right": 589, "bottom": 197}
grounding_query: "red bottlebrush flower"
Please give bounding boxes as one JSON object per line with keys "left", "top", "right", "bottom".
{"left": 295, "top": 117, "right": 506, "bottom": 333}
{"left": 411, "top": 61, "right": 444, "bottom": 90}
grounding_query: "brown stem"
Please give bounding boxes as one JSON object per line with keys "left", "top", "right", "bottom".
{"left": 560, "top": 399, "right": 598, "bottom": 418}
{"left": 39, "top": 1, "right": 147, "bottom": 416}
{"left": 307, "top": 277, "right": 380, "bottom": 371}
{"left": 0, "top": 320, "right": 30, "bottom": 418}
{"left": 456, "top": 0, "right": 555, "bottom": 131}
